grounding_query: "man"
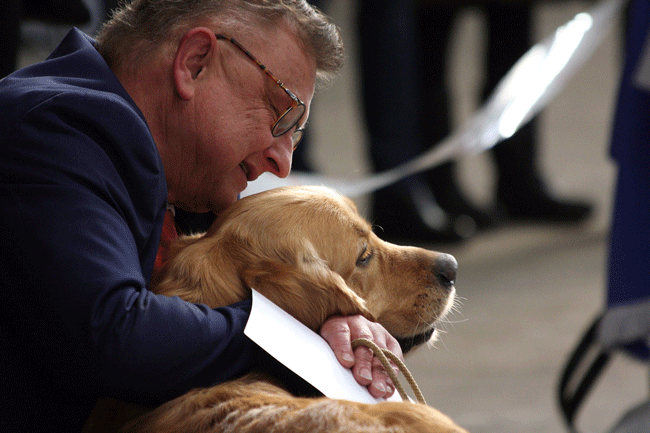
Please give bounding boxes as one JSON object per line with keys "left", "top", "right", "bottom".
{"left": 0, "top": 1, "right": 400, "bottom": 431}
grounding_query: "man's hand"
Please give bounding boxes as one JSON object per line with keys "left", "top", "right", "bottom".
{"left": 320, "top": 315, "right": 403, "bottom": 399}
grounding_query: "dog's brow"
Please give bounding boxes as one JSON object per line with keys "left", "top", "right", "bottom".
{"left": 351, "top": 223, "right": 368, "bottom": 237}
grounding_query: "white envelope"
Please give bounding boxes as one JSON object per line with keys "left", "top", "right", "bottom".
{"left": 244, "top": 289, "right": 402, "bottom": 404}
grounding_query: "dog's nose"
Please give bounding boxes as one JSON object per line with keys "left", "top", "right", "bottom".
{"left": 434, "top": 253, "right": 457, "bottom": 287}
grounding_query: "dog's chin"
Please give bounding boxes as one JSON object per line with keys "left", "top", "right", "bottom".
{"left": 396, "top": 327, "right": 436, "bottom": 354}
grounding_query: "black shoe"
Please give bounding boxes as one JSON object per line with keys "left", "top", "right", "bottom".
{"left": 22, "top": 0, "right": 91, "bottom": 25}
{"left": 372, "top": 180, "right": 475, "bottom": 245}
{"left": 426, "top": 162, "right": 498, "bottom": 231}
{"left": 497, "top": 176, "right": 592, "bottom": 223}
{"left": 431, "top": 185, "right": 498, "bottom": 232}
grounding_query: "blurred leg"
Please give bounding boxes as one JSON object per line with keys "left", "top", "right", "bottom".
{"left": 361, "top": 0, "right": 467, "bottom": 242}
{"left": 419, "top": 2, "right": 495, "bottom": 231}
{"left": 485, "top": 2, "right": 592, "bottom": 222}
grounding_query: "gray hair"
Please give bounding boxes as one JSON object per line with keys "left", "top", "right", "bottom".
{"left": 95, "top": 0, "right": 344, "bottom": 87}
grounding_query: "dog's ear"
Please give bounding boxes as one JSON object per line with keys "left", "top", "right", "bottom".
{"left": 153, "top": 234, "right": 248, "bottom": 307}
{"left": 240, "top": 239, "right": 375, "bottom": 331}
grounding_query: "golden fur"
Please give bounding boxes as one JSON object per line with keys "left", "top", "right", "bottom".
{"left": 85, "top": 186, "right": 467, "bottom": 433}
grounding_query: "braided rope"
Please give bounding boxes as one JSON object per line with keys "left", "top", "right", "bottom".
{"left": 351, "top": 338, "right": 426, "bottom": 405}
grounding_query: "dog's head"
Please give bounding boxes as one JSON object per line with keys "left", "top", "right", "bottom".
{"left": 155, "top": 186, "right": 457, "bottom": 353}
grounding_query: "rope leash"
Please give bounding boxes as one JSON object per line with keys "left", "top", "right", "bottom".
{"left": 351, "top": 338, "right": 426, "bottom": 405}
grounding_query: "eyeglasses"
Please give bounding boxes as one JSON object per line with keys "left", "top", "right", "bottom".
{"left": 215, "top": 34, "right": 305, "bottom": 149}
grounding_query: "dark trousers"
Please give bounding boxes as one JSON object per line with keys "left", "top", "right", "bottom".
{"left": 417, "top": 3, "right": 537, "bottom": 196}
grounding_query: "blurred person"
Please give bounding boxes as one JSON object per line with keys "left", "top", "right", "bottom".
{"left": 297, "top": 0, "right": 592, "bottom": 245}
{"left": 0, "top": 0, "right": 23, "bottom": 77}
{"left": 0, "top": 0, "right": 90, "bottom": 78}
{"left": 22, "top": 0, "right": 90, "bottom": 24}
{"left": 596, "top": 4, "right": 650, "bottom": 431}
{"left": 559, "top": 2, "right": 650, "bottom": 431}
{"left": 0, "top": 1, "right": 404, "bottom": 430}
{"left": 293, "top": 0, "right": 467, "bottom": 242}
{"left": 415, "top": 1, "right": 592, "bottom": 239}
{"left": 359, "top": 0, "right": 470, "bottom": 243}
{"left": 600, "top": 0, "right": 650, "bottom": 361}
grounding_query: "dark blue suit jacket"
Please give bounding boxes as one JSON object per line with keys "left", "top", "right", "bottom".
{"left": 0, "top": 29, "right": 268, "bottom": 431}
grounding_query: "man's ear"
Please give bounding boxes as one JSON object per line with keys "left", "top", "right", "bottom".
{"left": 172, "top": 28, "right": 216, "bottom": 100}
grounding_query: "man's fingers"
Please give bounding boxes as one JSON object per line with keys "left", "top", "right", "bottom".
{"left": 352, "top": 344, "right": 374, "bottom": 385}
{"left": 384, "top": 334, "right": 404, "bottom": 363}
{"left": 320, "top": 314, "right": 402, "bottom": 399}
{"left": 320, "top": 316, "right": 355, "bottom": 368}
{"left": 369, "top": 358, "right": 397, "bottom": 398}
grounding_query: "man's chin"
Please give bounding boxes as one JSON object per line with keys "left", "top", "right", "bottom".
{"left": 207, "top": 189, "right": 240, "bottom": 215}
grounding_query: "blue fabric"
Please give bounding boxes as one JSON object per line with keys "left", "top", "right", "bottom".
{"left": 604, "top": 0, "right": 650, "bottom": 359}
{"left": 0, "top": 29, "right": 266, "bottom": 431}
{"left": 607, "top": 0, "right": 650, "bottom": 308}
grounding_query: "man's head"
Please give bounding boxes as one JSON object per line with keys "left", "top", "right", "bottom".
{"left": 96, "top": 0, "right": 344, "bottom": 214}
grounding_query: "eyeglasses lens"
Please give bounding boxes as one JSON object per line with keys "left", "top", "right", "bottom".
{"left": 272, "top": 104, "right": 306, "bottom": 137}
{"left": 291, "top": 128, "right": 304, "bottom": 149}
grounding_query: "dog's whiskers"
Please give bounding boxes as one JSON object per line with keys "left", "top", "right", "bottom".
{"left": 422, "top": 293, "right": 467, "bottom": 351}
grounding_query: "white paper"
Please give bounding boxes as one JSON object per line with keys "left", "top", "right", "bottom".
{"left": 244, "top": 289, "right": 402, "bottom": 403}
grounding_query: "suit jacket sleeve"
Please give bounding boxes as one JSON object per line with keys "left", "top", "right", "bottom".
{"left": 0, "top": 63, "right": 264, "bottom": 407}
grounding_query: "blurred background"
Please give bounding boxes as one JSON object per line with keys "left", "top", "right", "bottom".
{"left": 300, "top": 3, "right": 641, "bottom": 431}
{"left": 5, "top": 1, "right": 646, "bottom": 432}
{"left": 310, "top": 1, "right": 636, "bottom": 433}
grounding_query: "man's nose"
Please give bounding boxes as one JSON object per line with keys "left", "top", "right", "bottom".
{"left": 262, "top": 134, "right": 293, "bottom": 178}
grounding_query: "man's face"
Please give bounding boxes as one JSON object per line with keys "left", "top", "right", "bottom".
{"left": 172, "top": 24, "right": 317, "bottom": 215}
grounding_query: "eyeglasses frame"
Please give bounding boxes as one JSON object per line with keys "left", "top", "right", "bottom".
{"left": 215, "top": 34, "right": 305, "bottom": 149}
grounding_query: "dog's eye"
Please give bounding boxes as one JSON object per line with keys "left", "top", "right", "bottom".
{"left": 356, "top": 248, "right": 373, "bottom": 267}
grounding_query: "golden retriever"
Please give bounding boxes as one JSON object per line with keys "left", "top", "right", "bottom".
{"left": 85, "top": 185, "right": 467, "bottom": 433}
